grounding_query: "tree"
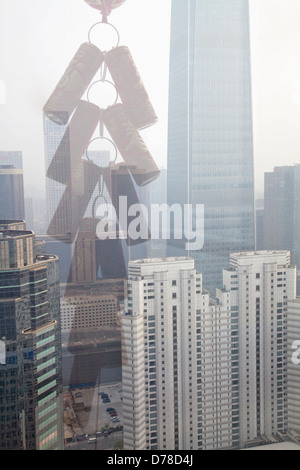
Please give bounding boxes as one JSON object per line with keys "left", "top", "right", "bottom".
{"left": 113, "top": 440, "right": 123, "bottom": 450}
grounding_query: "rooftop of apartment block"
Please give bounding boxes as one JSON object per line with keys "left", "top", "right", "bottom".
{"left": 0, "top": 220, "right": 26, "bottom": 225}
{"left": 231, "top": 250, "right": 291, "bottom": 258}
{"left": 0, "top": 230, "right": 34, "bottom": 239}
{"left": 130, "top": 256, "right": 192, "bottom": 265}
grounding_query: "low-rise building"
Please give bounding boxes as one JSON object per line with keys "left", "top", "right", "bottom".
{"left": 61, "top": 295, "right": 118, "bottom": 332}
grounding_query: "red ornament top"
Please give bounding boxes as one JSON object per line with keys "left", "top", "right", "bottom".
{"left": 84, "top": 0, "right": 127, "bottom": 16}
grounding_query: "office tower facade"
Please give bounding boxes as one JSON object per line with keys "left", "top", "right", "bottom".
{"left": 0, "top": 151, "right": 25, "bottom": 220}
{"left": 44, "top": 115, "right": 131, "bottom": 282}
{"left": 287, "top": 297, "right": 300, "bottom": 433}
{"left": 223, "top": 251, "right": 296, "bottom": 447}
{"left": 71, "top": 230, "right": 97, "bottom": 284}
{"left": 60, "top": 295, "right": 118, "bottom": 332}
{"left": 264, "top": 165, "right": 300, "bottom": 270}
{"left": 167, "top": 0, "right": 255, "bottom": 294}
{"left": 140, "top": 168, "right": 168, "bottom": 259}
{"left": 24, "top": 197, "right": 34, "bottom": 231}
{"left": 44, "top": 113, "right": 111, "bottom": 234}
{"left": 0, "top": 227, "right": 63, "bottom": 450}
{"left": 43, "top": 117, "right": 67, "bottom": 230}
{"left": 256, "top": 208, "right": 264, "bottom": 250}
{"left": 0, "top": 220, "right": 26, "bottom": 231}
{"left": 122, "top": 257, "right": 238, "bottom": 450}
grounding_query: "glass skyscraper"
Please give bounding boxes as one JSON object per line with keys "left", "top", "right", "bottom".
{"left": 167, "top": 0, "right": 255, "bottom": 294}
{"left": 0, "top": 151, "right": 25, "bottom": 221}
{"left": 264, "top": 165, "right": 300, "bottom": 273}
{"left": 0, "top": 224, "right": 63, "bottom": 450}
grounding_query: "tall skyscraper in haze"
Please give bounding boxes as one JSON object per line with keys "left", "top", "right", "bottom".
{"left": 43, "top": 117, "right": 67, "bottom": 231}
{"left": 43, "top": 115, "right": 111, "bottom": 235}
{"left": 24, "top": 196, "right": 34, "bottom": 231}
{"left": 0, "top": 151, "right": 25, "bottom": 221}
{"left": 167, "top": 0, "right": 255, "bottom": 294}
{"left": 264, "top": 165, "right": 300, "bottom": 271}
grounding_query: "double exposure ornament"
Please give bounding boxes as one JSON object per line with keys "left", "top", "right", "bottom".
{"left": 43, "top": 43, "right": 103, "bottom": 125}
{"left": 43, "top": 0, "right": 160, "bottom": 242}
{"left": 84, "top": 0, "right": 127, "bottom": 16}
{"left": 105, "top": 46, "right": 158, "bottom": 130}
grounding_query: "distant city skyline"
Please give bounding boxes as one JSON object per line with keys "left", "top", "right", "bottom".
{"left": 1, "top": 0, "right": 300, "bottom": 200}
{"left": 1, "top": 0, "right": 300, "bottom": 452}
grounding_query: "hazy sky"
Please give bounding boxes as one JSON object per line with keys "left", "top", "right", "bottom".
{"left": 1, "top": 0, "right": 300, "bottom": 199}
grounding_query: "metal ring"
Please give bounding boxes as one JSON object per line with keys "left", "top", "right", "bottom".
{"left": 85, "top": 136, "right": 118, "bottom": 164}
{"left": 92, "top": 193, "right": 109, "bottom": 220}
{"left": 88, "top": 21, "right": 120, "bottom": 50}
{"left": 100, "top": 62, "right": 108, "bottom": 81}
{"left": 86, "top": 79, "right": 118, "bottom": 108}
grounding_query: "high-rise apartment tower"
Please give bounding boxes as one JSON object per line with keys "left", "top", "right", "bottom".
{"left": 122, "top": 257, "right": 238, "bottom": 450}
{"left": 223, "top": 250, "right": 296, "bottom": 447}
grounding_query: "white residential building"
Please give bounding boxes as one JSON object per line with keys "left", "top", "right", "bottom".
{"left": 122, "top": 257, "right": 237, "bottom": 451}
{"left": 223, "top": 250, "right": 296, "bottom": 447}
{"left": 287, "top": 297, "right": 300, "bottom": 433}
